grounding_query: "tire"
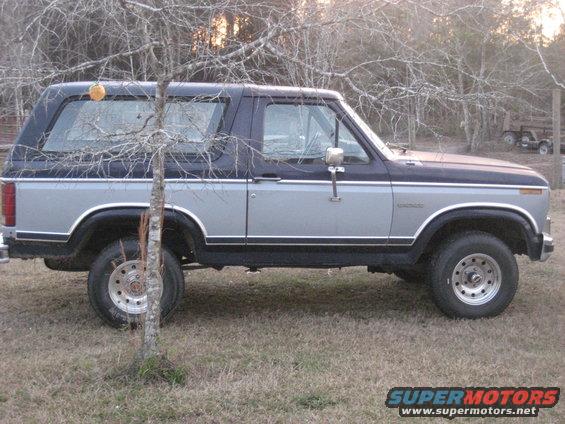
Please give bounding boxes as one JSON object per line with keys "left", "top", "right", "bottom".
{"left": 538, "top": 142, "right": 550, "bottom": 155}
{"left": 429, "top": 231, "right": 518, "bottom": 319}
{"left": 88, "top": 238, "right": 185, "bottom": 327}
{"left": 394, "top": 267, "right": 427, "bottom": 284}
{"left": 502, "top": 131, "right": 518, "bottom": 146}
{"left": 521, "top": 132, "right": 534, "bottom": 143}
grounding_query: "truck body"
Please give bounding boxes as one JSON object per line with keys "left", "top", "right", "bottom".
{"left": 0, "top": 82, "right": 554, "bottom": 326}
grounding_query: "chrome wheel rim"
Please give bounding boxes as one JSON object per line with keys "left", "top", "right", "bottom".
{"left": 108, "top": 260, "right": 147, "bottom": 314}
{"left": 539, "top": 145, "right": 548, "bottom": 155}
{"left": 503, "top": 134, "right": 515, "bottom": 145}
{"left": 451, "top": 253, "right": 501, "bottom": 305}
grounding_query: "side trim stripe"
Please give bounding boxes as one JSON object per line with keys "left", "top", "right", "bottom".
{"left": 245, "top": 236, "right": 389, "bottom": 246}
{"left": 16, "top": 232, "right": 68, "bottom": 242}
{"left": 1, "top": 176, "right": 549, "bottom": 191}
{"left": 0, "top": 177, "right": 248, "bottom": 184}
{"left": 391, "top": 181, "right": 549, "bottom": 190}
{"left": 15, "top": 233, "right": 402, "bottom": 246}
{"left": 206, "top": 237, "right": 246, "bottom": 245}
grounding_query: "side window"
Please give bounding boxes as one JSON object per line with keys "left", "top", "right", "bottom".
{"left": 262, "top": 103, "right": 370, "bottom": 164}
{"left": 42, "top": 99, "right": 225, "bottom": 154}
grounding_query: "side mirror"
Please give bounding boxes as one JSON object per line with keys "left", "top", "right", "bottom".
{"left": 325, "top": 147, "right": 344, "bottom": 166}
{"left": 325, "top": 147, "right": 345, "bottom": 202}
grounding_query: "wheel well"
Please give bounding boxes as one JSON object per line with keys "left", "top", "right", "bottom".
{"left": 81, "top": 222, "right": 192, "bottom": 259}
{"left": 69, "top": 210, "right": 201, "bottom": 269}
{"left": 421, "top": 217, "right": 529, "bottom": 259}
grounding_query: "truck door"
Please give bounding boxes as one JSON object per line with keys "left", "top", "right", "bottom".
{"left": 246, "top": 97, "right": 393, "bottom": 246}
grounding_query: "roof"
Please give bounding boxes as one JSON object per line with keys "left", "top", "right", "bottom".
{"left": 243, "top": 84, "right": 342, "bottom": 100}
{"left": 46, "top": 81, "right": 342, "bottom": 100}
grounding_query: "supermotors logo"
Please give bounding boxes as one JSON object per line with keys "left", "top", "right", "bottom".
{"left": 385, "top": 387, "right": 560, "bottom": 419}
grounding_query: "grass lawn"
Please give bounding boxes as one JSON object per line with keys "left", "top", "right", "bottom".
{"left": 0, "top": 150, "right": 563, "bottom": 422}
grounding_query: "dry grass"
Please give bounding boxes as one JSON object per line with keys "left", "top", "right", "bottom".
{"left": 0, "top": 150, "right": 564, "bottom": 422}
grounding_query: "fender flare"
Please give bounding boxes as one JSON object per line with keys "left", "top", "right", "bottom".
{"left": 68, "top": 206, "right": 206, "bottom": 257}
{"left": 410, "top": 207, "right": 540, "bottom": 261}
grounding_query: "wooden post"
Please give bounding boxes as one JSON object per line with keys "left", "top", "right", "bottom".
{"left": 408, "top": 114, "right": 416, "bottom": 150}
{"left": 553, "top": 89, "right": 562, "bottom": 189}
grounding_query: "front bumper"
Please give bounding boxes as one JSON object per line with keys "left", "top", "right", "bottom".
{"left": 0, "top": 234, "right": 9, "bottom": 264}
{"left": 539, "top": 233, "right": 554, "bottom": 262}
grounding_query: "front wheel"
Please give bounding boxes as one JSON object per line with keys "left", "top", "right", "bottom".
{"left": 88, "top": 238, "right": 185, "bottom": 327}
{"left": 429, "top": 231, "right": 518, "bottom": 319}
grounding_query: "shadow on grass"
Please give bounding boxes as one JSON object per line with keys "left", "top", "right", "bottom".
{"left": 171, "top": 271, "right": 436, "bottom": 322}
{"left": 4, "top": 267, "right": 438, "bottom": 327}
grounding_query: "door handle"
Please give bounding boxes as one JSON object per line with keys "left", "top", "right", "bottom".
{"left": 252, "top": 175, "right": 282, "bottom": 182}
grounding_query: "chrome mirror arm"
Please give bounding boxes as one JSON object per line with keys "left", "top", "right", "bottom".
{"left": 328, "top": 166, "right": 345, "bottom": 202}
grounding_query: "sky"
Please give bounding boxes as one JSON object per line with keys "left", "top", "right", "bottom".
{"left": 540, "top": 0, "right": 564, "bottom": 38}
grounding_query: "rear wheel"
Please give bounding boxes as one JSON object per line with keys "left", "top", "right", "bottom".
{"left": 502, "top": 131, "right": 518, "bottom": 146}
{"left": 88, "top": 238, "right": 185, "bottom": 327}
{"left": 538, "top": 142, "right": 550, "bottom": 155}
{"left": 429, "top": 231, "right": 518, "bottom": 318}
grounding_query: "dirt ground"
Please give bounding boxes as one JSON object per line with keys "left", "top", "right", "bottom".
{"left": 0, "top": 147, "right": 563, "bottom": 422}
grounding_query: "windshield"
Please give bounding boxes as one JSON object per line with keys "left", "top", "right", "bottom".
{"left": 340, "top": 101, "right": 395, "bottom": 160}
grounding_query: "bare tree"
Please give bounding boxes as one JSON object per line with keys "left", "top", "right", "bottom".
{"left": 1, "top": 0, "right": 564, "bottom": 370}
{"left": 1, "top": 0, "right": 374, "bottom": 368}
{"left": 2, "top": 0, "right": 562, "bottom": 147}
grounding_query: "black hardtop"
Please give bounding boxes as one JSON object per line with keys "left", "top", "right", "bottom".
{"left": 45, "top": 81, "right": 342, "bottom": 100}
{"left": 3, "top": 81, "right": 342, "bottom": 169}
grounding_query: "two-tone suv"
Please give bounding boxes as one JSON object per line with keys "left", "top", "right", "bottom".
{"left": 0, "top": 82, "right": 554, "bottom": 326}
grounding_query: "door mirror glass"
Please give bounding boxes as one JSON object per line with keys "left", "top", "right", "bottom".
{"left": 325, "top": 147, "right": 344, "bottom": 166}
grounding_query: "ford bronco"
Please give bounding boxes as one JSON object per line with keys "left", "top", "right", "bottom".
{"left": 0, "top": 82, "right": 554, "bottom": 326}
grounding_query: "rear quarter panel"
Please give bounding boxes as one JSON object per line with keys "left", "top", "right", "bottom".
{"left": 11, "top": 179, "right": 247, "bottom": 240}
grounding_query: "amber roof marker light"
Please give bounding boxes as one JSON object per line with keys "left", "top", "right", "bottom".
{"left": 88, "top": 82, "right": 106, "bottom": 101}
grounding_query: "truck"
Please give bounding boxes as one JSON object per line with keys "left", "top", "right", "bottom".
{"left": 0, "top": 82, "right": 554, "bottom": 327}
{"left": 502, "top": 111, "right": 565, "bottom": 154}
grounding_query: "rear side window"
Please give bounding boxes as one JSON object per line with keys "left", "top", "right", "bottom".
{"left": 42, "top": 99, "right": 225, "bottom": 154}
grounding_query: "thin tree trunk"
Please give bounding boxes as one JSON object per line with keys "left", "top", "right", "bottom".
{"left": 476, "top": 41, "right": 488, "bottom": 149}
{"left": 140, "top": 78, "right": 169, "bottom": 360}
{"left": 457, "top": 65, "right": 472, "bottom": 148}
